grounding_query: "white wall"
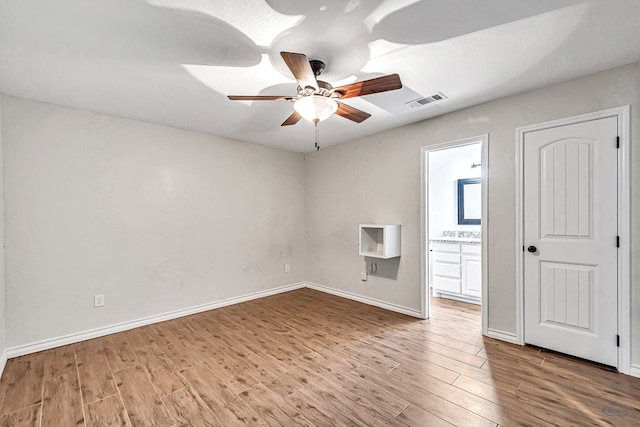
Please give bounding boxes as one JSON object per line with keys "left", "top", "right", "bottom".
{"left": 0, "top": 93, "right": 6, "bottom": 363}
{"left": 305, "top": 61, "right": 640, "bottom": 364}
{"left": 428, "top": 143, "right": 482, "bottom": 238}
{"left": 2, "top": 96, "right": 307, "bottom": 348}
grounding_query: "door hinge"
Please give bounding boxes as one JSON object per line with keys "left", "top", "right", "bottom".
{"left": 616, "top": 236, "right": 620, "bottom": 248}
{"left": 616, "top": 136, "right": 620, "bottom": 149}
{"left": 617, "top": 335, "right": 620, "bottom": 347}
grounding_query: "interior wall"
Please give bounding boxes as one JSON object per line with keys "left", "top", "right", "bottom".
{"left": 0, "top": 93, "right": 6, "bottom": 360}
{"left": 305, "top": 61, "right": 640, "bottom": 364}
{"left": 428, "top": 143, "right": 482, "bottom": 239}
{"left": 2, "top": 96, "right": 307, "bottom": 348}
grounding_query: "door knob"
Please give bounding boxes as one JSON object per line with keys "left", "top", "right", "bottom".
{"left": 527, "top": 245, "right": 537, "bottom": 253}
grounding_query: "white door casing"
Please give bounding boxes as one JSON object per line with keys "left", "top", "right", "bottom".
{"left": 523, "top": 116, "right": 618, "bottom": 367}
{"left": 420, "top": 134, "right": 489, "bottom": 323}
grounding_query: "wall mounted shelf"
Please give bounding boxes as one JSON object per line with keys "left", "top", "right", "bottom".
{"left": 359, "top": 224, "right": 401, "bottom": 259}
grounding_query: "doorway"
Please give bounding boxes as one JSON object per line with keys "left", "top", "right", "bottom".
{"left": 420, "top": 135, "right": 488, "bottom": 328}
{"left": 516, "top": 107, "right": 631, "bottom": 372}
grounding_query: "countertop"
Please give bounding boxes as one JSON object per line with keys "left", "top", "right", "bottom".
{"left": 430, "top": 237, "right": 481, "bottom": 244}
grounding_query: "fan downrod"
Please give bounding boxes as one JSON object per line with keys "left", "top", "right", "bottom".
{"left": 309, "top": 59, "right": 326, "bottom": 77}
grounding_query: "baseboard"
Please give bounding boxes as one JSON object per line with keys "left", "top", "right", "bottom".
{"left": 305, "top": 282, "right": 423, "bottom": 318}
{"left": 0, "top": 350, "right": 7, "bottom": 377}
{"left": 7, "top": 282, "right": 305, "bottom": 358}
{"left": 432, "top": 290, "right": 481, "bottom": 306}
{"left": 486, "top": 328, "right": 520, "bottom": 345}
{"left": 629, "top": 364, "right": 640, "bottom": 379}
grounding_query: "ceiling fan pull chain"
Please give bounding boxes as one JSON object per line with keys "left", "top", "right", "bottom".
{"left": 314, "top": 119, "right": 320, "bottom": 151}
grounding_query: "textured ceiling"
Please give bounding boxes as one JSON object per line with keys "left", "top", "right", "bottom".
{"left": 1, "top": 0, "right": 640, "bottom": 152}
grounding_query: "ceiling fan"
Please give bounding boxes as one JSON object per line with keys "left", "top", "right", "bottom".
{"left": 227, "top": 52, "right": 403, "bottom": 127}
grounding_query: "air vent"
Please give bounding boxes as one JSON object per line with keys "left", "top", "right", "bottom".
{"left": 407, "top": 92, "right": 447, "bottom": 109}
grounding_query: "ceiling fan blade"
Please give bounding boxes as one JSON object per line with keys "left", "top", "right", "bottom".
{"left": 335, "top": 102, "right": 371, "bottom": 123}
{"left": 280, "top": 52, "right": 319, "bottom": 91}
{"left": 281, "top": 111, "right": 302, "bottom": 126}
{"left": 333, "top": 74, "right": 402, "bottom": 99}
{"left": 228, "top": 95, "right": 294, "bottom": 101}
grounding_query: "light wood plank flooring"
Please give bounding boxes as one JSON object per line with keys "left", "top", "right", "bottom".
{"left": 0, "top": 288, "right": 638, "bottom": 426}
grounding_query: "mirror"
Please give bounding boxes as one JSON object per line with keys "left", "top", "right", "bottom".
{"left": 457, "top": 178, "right": 481, "bottom": 225}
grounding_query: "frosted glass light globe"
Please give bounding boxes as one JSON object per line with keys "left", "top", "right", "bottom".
{"left": 294, "top": 95, "right": 338, "bottom": 122}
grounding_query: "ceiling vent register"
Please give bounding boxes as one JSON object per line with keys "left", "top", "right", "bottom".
{"left": 407, "top": 92, "right": 447, "bottom": 108}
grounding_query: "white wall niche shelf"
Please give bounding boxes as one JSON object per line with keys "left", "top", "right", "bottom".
{"left": 359, "top": 224, "right": 401, "bottom": 259}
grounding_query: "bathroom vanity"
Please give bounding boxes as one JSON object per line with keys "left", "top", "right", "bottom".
{"left": 430, "top": 232, "right": 481, "bottom": 305}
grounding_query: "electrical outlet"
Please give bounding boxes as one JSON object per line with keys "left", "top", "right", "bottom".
{"left": 361, "top": 272, "right": 367, "bottom": 281}
{"left": 284, "top": 264, "right": 290, "bottom": 273}
{"left": 94, "top": 294, "right": 104, "bottom": 307}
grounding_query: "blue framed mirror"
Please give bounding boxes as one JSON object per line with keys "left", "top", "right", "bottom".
{"left": 457, "top": 178, "right": 481, "bottom": 225}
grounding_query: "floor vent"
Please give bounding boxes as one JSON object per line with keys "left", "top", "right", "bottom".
{"left": 407, "top": 92, "right": 447, "bottom": 109}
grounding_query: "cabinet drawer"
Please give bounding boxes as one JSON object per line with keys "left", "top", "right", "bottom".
{"left": 433, "top": 261, "right": 461, "bottom": 279}
{"left": 431, "top": 242, "right": 460, "bottom": 253}
{"left": 433, "top": 276, "right": 462, "bottom": 294}
{"left": 432, "top": 252, "right": 461, "bottom": 264}
{"left": 461, "top": 244, "right": 481, "bottom": 255}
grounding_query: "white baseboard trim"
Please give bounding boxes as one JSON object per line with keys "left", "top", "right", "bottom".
{"left": 0, "top": 350, "right": 7, "bottom": 377}
{"left": 7, "top": 283, "right": 305, "bottom": 358}
{"left": 629, "top": 364, "right": 640, "bottom": 379}
{"left": 432, "top": 290, "right": 481, "bottom": 306}
{"left": 305, "top": 282, "right": 423, "bottom": 318}
{"left": 486, "top": 328, "right": 520, "bottom": 345}
{"left": 9, "top": 281, "right": 530, "bottom": 359}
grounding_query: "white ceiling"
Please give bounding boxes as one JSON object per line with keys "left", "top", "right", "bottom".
{"left": 2, "top": 0, "right": 640, "bottom": 152}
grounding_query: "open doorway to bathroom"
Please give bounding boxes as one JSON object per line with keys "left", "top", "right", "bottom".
{"left": 421, "top": 135, "right": 488, "bottom": 329}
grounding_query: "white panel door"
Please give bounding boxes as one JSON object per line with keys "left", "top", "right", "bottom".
{"left": 523, "top": 116, "right": 618, "bottom": 367}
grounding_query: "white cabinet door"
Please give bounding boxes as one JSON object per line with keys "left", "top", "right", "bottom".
{"left": 462, "top": 255, "right": 481, "bottom": 298}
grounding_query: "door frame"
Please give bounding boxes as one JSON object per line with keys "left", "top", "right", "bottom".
{"left": 420, "top": 134, "right": 489, "bottom": 331}
{"left": 515, "top": 106, "right": 630, "bottom": 374}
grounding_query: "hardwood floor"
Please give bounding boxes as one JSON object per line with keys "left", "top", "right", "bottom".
{"left": 0, "top": 288, "right": 638, "bottom": 426}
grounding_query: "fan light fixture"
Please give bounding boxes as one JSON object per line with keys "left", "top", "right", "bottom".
{"left": 294, "top": 95, "right": 338, "bottom": 123}
{"left": 228, "top": 52, "right": 403, "bottom": 150}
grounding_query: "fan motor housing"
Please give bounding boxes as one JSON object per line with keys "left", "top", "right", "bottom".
{"left": 309, "top": 59, "right": 326, "bottom": 77}
{"left": 298, "top": 80, "right": 333, "bottom": 97}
